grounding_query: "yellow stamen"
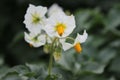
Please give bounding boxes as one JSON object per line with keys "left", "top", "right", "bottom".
{"left": 74, "top": 43, "right": 82, "bottom": 53}
{"left": 57, "top": 26, "right": 64, "bottom": 36}
{"left": 55, "top": 23, "right": 66, "bottom": 36}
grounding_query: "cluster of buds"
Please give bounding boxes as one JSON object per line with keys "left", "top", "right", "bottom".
{"left": 23, "top": 4, "right": 88, "bottom": 61}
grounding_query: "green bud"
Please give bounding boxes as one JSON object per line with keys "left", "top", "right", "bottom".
{"left": 43, "top": 44, "right": 50, "bottom": 54}
{"left": 53, "top": 51, "right": 61, "bottom": 61}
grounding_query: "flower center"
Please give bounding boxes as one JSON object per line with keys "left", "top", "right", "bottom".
{"left": 55, "top": 23, "right": 66, "bottom": 36}
{"left": 32, "top": 36, "right": 38, "bottom": 41}
{"left": 32, "top": 13, "right": 40, "bottom": 24}
{"left": 74, "top": 43, "right": 82, "bottom": 53}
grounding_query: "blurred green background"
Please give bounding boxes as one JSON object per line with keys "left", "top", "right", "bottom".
{"left": 0, "top": 0, "right": 120, "bottom": 80}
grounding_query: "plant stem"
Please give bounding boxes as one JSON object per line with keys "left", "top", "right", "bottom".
{"left": 48, "top": 52, "right": 53, "bottom": 75}
{"left": 48, "top": 37, "right": 58, "bottom": 76}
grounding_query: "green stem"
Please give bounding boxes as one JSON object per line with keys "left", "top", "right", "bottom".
{"left": 48, "top": 52, "right": 53, "bottom": 75}
{"left": 48, "top": 37, "right": 58, "bottom": 76}
{"left": 66, "top": 37, "right": 75, "bottom": 41}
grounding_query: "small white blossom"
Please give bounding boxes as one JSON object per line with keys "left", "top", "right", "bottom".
{"left": 61, "top": 30, "right": 88, "bottom": 52}
{"left": 74, "top": 30, "right": 88, "bottom": 52}
{"left": 23, "top": 4, "right": 47, "bottom": 34}
{"left": 24, "top": 32, "right": 46, "bottom": 47}
{"left": 44, "top": 12, "right": 76, "bottom": 38}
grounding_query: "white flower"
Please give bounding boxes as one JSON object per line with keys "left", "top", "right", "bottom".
{"left": 74, "top": 30, "right": 88, "bottom": 53}
{"left": 23, "top": 4, "right": 47, "bottom": 34}
{"left": 24, "top": 32, "right": 46, "bottom": 47}
{"left": 44, "top": 12, "right": 76, "bottom": 38}
{"left": 61, "top": 30, "right": 88, "bottom": 52}
{"left": 48, "top": 3, "right": 63, "bottom": 17}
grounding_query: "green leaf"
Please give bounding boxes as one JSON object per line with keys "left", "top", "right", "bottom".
{"left": 109, "top": 56, "right": 120, "bottom": 72}
{"left": 0, "top": 66, "right": 9, "bottom": 79}
{"left": 81, "top": 61, "right": 106, "bottom": 74}
{"left": 104, "top": 6, "right": 120, "bottom": 36}
{"left": 0, "top": 54, "right": 4, "bottom": 66}
{"left": 26, "top": 63, "right": 47, "bottom": 77}
{"left": 10, "top": 65, "right": 30, "bottom": 75}
{"left": 98, "top": 48, "right": 116, "bottom": 64}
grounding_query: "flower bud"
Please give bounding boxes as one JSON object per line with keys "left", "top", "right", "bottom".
{"left": 43, "top": 44, "right": 50, "bottom": 54}
{"left": 53, "top": 51, "right": 61, "bottom": 61}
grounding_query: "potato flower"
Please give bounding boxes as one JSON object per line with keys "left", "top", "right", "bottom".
{"left": 24, "top": 32, "right": 46, "bottom": 47}
{"left": 61, "top": 30, "right": 88, "bottom": 53}
{"left": 44, "top": 12, "right": 75, "bottom": 38}
{"left": 23, "top": 4, "right": 47, "bottom": 34}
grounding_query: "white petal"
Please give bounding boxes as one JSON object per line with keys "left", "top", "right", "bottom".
{"left": 27, "top": 4, "right": 47, "bottom": 17}
{"left": 26, "top": 23, "right": 42, "bottom": 34}
{"left": 60, "top": 39, "right": 73, "bottom": 51}
{"left": 36, "top": 6, "right": 47, "bottom": 17}
{"left": 24, "top": 32, "right": 31, "bottom": 43}
{"left": 63, "top": 15, "right": 76, "bottom": 37}
{"left": 62, "top": 42, "right": 73, "bottom": 51}
{"left": 46, "top": 36, "right": 52, "bottom": 43}
{"left": 75, "top": 30, "right": 88, "bottom": 44}
{"left": 31, "top": 42, "right": 41, "bottom": 47}
{"left": 48, "top": 3, "right": 63, "bottom": 16}
{"left": 44, "top": 24, "right": 56, "bottom": 37}
{"left": 27, "top": 4, "right": 36, "bottom": 14}
{"left": 38, "top": 34, "right": 46, "bottom": 44}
